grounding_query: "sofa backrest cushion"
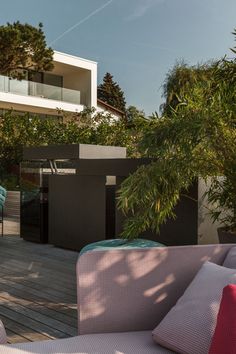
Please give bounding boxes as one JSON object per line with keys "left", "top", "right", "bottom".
{"left": 77, "top": 244, "right": 233, "bottom": 334}
{"left": 209, "top": 284, "right": 236, "bottom": 354}
{"left": 152, "top": 261, "right": 236, "bottom": 354}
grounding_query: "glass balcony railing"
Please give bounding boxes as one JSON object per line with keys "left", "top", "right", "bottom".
{"left": 0, "top": 74, "right": 81, "bottom": 105}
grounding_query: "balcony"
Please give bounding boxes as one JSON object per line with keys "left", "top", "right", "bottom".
{"left": 0, "top": 75, "right": 81, "bottom": 105}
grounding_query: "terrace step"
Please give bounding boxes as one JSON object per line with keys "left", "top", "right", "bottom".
{"left": 4, "top": 191, "right": 20, "bottom": 218}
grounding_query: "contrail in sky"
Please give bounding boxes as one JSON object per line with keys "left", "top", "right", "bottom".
{"left": 50, "top": 0, "right": 114, "bottom": 46}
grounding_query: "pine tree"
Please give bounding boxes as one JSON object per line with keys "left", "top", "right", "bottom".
{"left": 98, "top": 73, "right": 126, "bottom": 112}
{"left": 0, "top": 22, "right": 54, "bottom": 79}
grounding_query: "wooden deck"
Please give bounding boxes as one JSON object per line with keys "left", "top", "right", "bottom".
{"left": 0, "top": 227, "right": 78, "bottom": 344}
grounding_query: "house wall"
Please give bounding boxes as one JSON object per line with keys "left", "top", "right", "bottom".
{"left": 63, "top": 70, "right": 91, "bottom": 107}
{"left": 97, "top": 105, "right": 123, "bottom": 121}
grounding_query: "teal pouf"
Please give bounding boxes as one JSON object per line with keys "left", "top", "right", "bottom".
{"left": 0, "top": 194, "right": 5, "bottom": 204}
{"left": 79, "top": 238, "right": 165, "bottom": 257}
{"left": 0, "top": 186, "right": 7, "bottom": 197}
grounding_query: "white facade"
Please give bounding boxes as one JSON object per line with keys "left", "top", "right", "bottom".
{"left": 0, "top": 51, "right": 98, "bottom": 117}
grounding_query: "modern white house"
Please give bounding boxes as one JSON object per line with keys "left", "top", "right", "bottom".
{"left": 0, "top": 51, "right": 123, "bottom": 119}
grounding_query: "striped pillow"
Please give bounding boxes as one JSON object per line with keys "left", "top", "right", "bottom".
{"left": 152, "top": 262, "right": 236, "bottom": 354}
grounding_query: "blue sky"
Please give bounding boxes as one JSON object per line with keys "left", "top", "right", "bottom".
{"left": 0, "top": 0, "right": 235, "bottom": 114}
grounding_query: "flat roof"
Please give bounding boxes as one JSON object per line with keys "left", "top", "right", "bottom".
{"left": 53, "top": 51, "right": 97, "bottom": 67}
{"left": 23, "top": 144, "right": 127, "bottom": 160}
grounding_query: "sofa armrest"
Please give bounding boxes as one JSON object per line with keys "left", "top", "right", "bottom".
{"left": 76, "top": 244, "right": 232, "bottom": 335}
{"left": 0, "top": 320, "right": 7, "bottom": 344}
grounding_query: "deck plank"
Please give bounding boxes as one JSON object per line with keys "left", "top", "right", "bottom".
{"left": 0, "top": 266, "right": 76, "bottom": 305}
{"left": 0, "top": 267, "right": 76, "bottom": 296}
{"left": 0, "top": 255, "right": 76, "bottom": 285}
{"left": 2, "top": 315, "right": 49, "bottom": 342}
{"left": 0, "top": 287, "right": 77, "bottom": 327}
{"left": 0, "top": 234, "right": 78, "bottom": 344}
{"left": 0, "top": 245, "right": 77, "bottom": 272}
{"left": 0, "top": 276, "right": 77, "bottom": 318}
{"left": 0, "top": 298, "right": 77, "bottom": 337}
{"left": 0, "top": 305, "right": 68, "bottom": 339}
{"left": 6, "top": 329, "right": 31, "bottom": 344}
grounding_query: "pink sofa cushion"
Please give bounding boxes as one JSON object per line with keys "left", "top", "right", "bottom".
{"left": 0, "top": 320, "right": 7, "bottom": 344}
{"left": 209, "top": 284, "right": 236, "bottom": 354}
{"left": 223, "top": 246, "right": 236, "bottom": 268}
{"left": 0, "top": 331, "right": 174, "bottom": 354}
{"left": 152, "top": 261, "right": 236, "bottom": 354}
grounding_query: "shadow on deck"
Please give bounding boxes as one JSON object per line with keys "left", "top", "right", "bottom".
{"left": 0, "top": 223, "right": 78, "bottom": 344}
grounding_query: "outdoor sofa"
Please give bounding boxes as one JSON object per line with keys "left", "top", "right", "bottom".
{"left": 0, "top": 243, "right": 235, "bottom": 353}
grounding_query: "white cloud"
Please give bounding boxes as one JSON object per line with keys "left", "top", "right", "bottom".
{"left": 126, "top": 0, "right": 164, "bottom": 21}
